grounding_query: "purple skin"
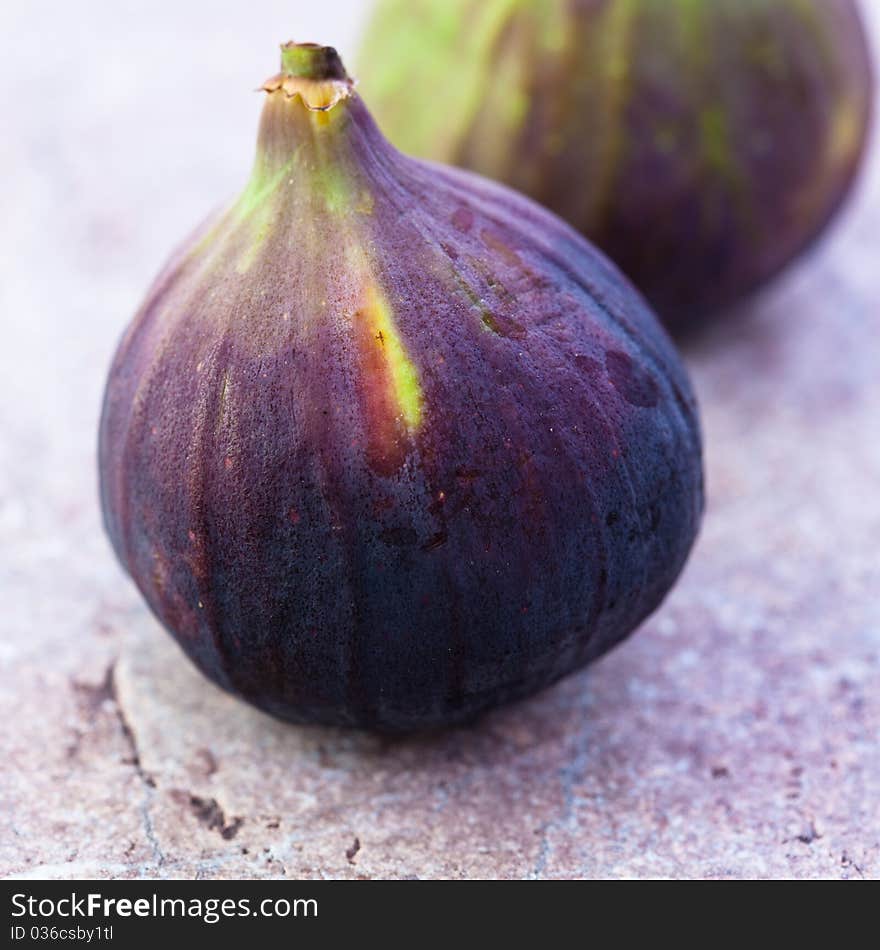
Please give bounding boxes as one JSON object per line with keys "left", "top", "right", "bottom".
{"left": 99, "top": 45, "right": 703, "bottom": 732}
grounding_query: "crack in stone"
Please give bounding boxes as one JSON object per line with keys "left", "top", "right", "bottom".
{"left": 529, "top": 716, "right": 593, "bottom": 879}
{"left": 139, "top": 801, "right": 165, "bottom": 869}
{"left": 345, "top": 836, "right": 361, "bottom": 863}
{"left": 841, "top": 851, "right": 866, "bottom": 879}
{"left": 107, "top": 660, "right": 165, "bottom": 868}
{"left": 530, "top": 828, "right": 551, "bottom": 879}
{"left": 72, "top": 664, "right": 115, "bottom": 714}
{"left": 108, "top": 662, "right": 154, "bottom": 786}
{"left": 180, "top": 794, "right": 244, "bottom": 840}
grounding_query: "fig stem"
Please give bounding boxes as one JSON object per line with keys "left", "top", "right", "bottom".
{"left": 280, "top": 42, "right": 349, "bottom": 82}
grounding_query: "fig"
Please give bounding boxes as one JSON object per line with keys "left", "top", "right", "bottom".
{"left": 359, "top": 0, "right": 874, "bottom": 332}
{"left": 99, "top": 42, "right": 703, "bottom": 732}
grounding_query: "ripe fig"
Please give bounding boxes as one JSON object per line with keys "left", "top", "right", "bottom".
{"left": 359, "top": 0, "right": 874, "bottom": 332}
{"left": 99, "top": 42, "right": 703, "bottom": 731}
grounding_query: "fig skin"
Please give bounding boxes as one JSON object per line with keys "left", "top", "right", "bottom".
{"left": 359, "top": 0, "right": 874, "bottom": 333}
{"left": 99, "top": 43, "right": 703, "bottom": 732}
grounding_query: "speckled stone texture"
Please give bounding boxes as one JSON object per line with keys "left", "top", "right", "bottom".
{"left": 2, "top": 1, "right": 878, "bottom": 879}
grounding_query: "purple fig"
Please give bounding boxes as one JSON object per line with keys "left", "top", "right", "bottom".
{"left": 359, "top": 0, "right": 874, "bottom": 332}
{"left": 99, "top": 43, "right": 703, "bottom": 731}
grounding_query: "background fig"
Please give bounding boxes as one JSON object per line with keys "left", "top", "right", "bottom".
{"left": 99, "top": 42, "right": 703, "bottom": 732}
{"left": 358, "top": 0, "right": 874, "bottom": 332}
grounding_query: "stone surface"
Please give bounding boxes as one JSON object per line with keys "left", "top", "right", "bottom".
{"left": 1, "top": 2, "right": 878, "bottom": 880}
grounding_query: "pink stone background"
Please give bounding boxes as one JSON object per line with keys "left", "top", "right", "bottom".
{"left": 1, "top": 1, "right": 878, "bottom": 879}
